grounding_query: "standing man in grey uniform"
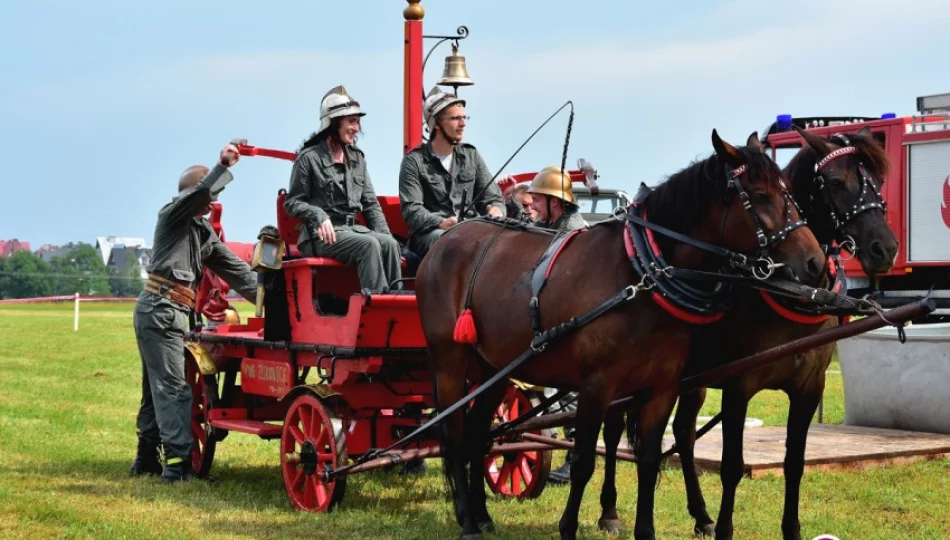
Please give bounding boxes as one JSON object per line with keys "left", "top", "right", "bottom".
{"left": 398, "top": 86, "right": 505, "bottom": 258}
{"left": 285, "top": 85, "right": 401, "bottom": 292}
{"left": 526, "top": 166, "right": 587, "bottom": 484}
{"left": 130, "top": 143, "right": 258, "bottom": 484}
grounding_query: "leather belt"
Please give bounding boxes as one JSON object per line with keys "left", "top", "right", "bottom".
{"left": 144, "top": 273, "right": 196, "bottom": 309}
{"left": 330, "top": 214, "right": 356, "bottom": 227}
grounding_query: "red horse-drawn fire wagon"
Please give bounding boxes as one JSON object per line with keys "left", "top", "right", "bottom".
{"left": 183, "top": 138, "right": 601, "bottom": 509}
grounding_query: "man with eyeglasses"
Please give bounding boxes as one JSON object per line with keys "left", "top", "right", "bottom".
{"left": 398, "top": 86, "right": 505, "bottom": 258}
{"left": 505, "top": 184, "right": 537, "bottom": 222}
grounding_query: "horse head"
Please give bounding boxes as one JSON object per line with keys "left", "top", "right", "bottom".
{"left": 787, "top": 125, "right": 898, "bottom": 275}
{"left": 709, "top": 129, "right": 827, "bottom": 286}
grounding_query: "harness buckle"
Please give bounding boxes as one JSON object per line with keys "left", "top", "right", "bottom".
{"left": 752, "top": 257, "right": 780, "bottom": 280}
{"left": 837, "top": 236, "right": 856, "bottom": 262}
{"left": 623, "top": 284, "right": 639, "bottom": 300}
{"left": 530, "top": 339, "right": 547, "bottom": 353}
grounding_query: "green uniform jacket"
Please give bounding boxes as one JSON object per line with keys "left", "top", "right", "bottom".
{"left": 284, "top": 140, "right": 390, "bottom": 246}
{"left": 398, "top": 142, "right": 504, "bottom": 238}
{"left": 143, "top": 163, "right": 257, "bottom": 304}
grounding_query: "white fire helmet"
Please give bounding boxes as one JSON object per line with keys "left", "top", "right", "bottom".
{"left": 318, "top": 85, "right": 365, "bottom": 134}
{"left": 424, "top": 86, "right": 465, "bottom": 132}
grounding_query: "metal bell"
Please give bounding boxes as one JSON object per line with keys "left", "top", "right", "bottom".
{"left": 437, "top": 45, "right": 474, "bottom": 89}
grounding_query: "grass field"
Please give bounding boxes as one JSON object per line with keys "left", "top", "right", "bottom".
{"left": 1, "top": 301, "right": 948, "bottom": 539}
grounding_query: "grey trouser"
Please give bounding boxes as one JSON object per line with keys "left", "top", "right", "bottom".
{"left": 133, "top": 293, "right": 192, "bottom": 460}
{"left": 408, "top": 228, "right": 446, "bottom": 259}
{"left": 544, "top": 387, "right": 578, "bottom": 440}
{"left": 301, "top": 227, "right": 401, "bottom": 291}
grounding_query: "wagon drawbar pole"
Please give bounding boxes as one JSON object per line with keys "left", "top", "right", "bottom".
{"left": 504, "top": 297, "right": 936, "bottom": 436}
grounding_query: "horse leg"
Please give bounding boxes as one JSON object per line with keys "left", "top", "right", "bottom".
{"left": 558, "top": 386, "right": 611, "bottom": 540}
{"left": 465, "top": 382, "right": 508, "bottom": 534}
{"left": 714, "top": 389, "right": 750, "bottom": 540}
{"left": 432, "top": 353, "right": 484, "bottom": 540}
{"left": 597, "top": 412, "right": 625, "bottom": 534}
{"left": 672, "top": 389, "right": 716, "bottom": 537}
{"left": 630, "top": 389, "right": 680, "bottom": 540}
{"left": 781, "top": 383, "right": 822, "bottom": 540}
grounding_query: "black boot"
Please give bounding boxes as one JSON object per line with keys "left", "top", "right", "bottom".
{"left": 129, "top": 439, "right": 163, "bottom": 477}
{"left": 549, "top": 451, "right": 572, "bottom": 485}
{"left": 160, "top": 455, "right": 191, "bottom": 484}
{"left": 399, "top": 458, "right": 428, "bottom": 476}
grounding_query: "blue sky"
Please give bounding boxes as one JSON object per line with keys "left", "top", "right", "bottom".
{"left": 2, "top": 0, "right": 949, "bottom": 247}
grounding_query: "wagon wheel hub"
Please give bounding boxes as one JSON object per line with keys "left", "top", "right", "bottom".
{"left": 299, "top": 440, "right": 319, "bottom": 476}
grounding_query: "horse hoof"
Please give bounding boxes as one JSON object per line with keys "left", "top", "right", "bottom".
{"left": 479, "top": 521, "right": 496, "bottom": 533}
{"left": 694, "top": 523, "right": 715, "bottom": 537}
{"left": 598, "top": 518, "right": 622, "bottom": 534}
{"left": 460, "top": 534, "right": 483, "bottom": 540}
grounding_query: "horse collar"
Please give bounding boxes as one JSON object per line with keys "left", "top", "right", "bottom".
{"left": 624, "top": 205, "right": 730, "bottom": 325}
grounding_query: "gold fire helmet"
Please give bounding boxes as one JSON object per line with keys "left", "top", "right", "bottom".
{"left": 526, "top": 166, "right": 576, "bottom": 205}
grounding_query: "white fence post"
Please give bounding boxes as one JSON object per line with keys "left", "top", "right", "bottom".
{"left": 74, "top": 292, "right": 80, "bottom": 332}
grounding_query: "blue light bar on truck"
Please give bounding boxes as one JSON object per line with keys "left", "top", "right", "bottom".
{"left": 881, "top": 113, "right": 896, "bottom": 119}
{"left": 776, "top": 114, "right": 793, "bottom": 131}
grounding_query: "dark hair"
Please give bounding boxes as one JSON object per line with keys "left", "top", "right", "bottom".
{"left": 298, "top": 116, "right": 363, "bottom": 152}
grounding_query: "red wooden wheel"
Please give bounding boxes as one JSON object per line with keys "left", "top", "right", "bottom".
{"left": 281, "top": 393, "right": 347, "bottom": 512}
{"left": 185, "top": 354, "right": 216, "bottom": 478}
{"left": 484, "top": 386, "right": 553, "bottom": 500}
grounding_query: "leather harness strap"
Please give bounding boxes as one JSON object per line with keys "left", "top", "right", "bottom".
{"left": 528, "top": 229, "right": 586, "bottom": 334}
{"left": 145, "top": 273, "right": 196, "bottom": 309}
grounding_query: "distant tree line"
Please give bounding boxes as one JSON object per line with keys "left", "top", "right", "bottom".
{"left": 0, "top": 244, "right": 143, "bottom": 300}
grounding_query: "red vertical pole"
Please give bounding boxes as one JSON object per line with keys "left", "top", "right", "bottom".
{"left": 403, "top": 1, "right": 424, "bottom": 155}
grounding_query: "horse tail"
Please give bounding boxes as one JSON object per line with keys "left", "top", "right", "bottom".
{"left": 623, "top": 410, "right": 665, "bottom": 488}
{"left": 624, "top": 411, "right": 639, "bottom": 463}
{"left": 428, "top": 363, "right": 460, "bottom": 510}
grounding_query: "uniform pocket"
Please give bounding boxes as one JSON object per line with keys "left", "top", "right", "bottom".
{"left": 134, "top": 300, "right": 156, "bottom": 314}
{"left": 171, "top": 269, "right": 195, "bottom": 282}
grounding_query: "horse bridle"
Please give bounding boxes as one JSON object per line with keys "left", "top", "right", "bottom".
{"left": 811, "top": 134, "right": 887, "bottom": 256}
{"left": 720, "top": 163, "right": 808, "bottom": 279}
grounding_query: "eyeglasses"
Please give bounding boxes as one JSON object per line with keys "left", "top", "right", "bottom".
{"left": 446, "top": 115, "right": 470, "bottom": 122}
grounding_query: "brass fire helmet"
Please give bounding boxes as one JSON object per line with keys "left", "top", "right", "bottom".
{"left": 526, "top": 166, "right": 576, "bottom": 205}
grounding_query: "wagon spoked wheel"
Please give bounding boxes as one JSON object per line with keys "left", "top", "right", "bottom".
{"left": 185, "top": 353, "right": 217, "bottom": 478}
{"left": 484, "top": 386, "right": 553, "bottom": 500}
{"left": 281, "top": 393, "right": 347, "bottom": 512}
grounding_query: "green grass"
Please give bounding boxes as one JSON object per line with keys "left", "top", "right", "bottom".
{"left": 1, "top": 302, "right": 947, "bottom": 539}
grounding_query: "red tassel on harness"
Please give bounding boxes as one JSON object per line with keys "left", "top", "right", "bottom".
{"left": 453, "top": 308, "right": 477, "bottom": 344}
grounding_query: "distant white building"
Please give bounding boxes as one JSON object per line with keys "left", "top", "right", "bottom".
{"left": 95, "top": 236, "right": 151, "bottom": 279}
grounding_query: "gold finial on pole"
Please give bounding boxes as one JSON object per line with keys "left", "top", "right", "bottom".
{"left": 404, "top": 0, "right": 424, "bottom": 21}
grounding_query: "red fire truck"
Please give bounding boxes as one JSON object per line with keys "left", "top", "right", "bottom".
{"left": 761, "top": 92, "right": 950, "bottom": 312}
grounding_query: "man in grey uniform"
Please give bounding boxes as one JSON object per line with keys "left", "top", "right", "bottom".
{"left": 528, "top": 165, "right": 587, "bottom": 234}
{"left": 399, "top": 86, "right": 505, "bottom": 258}
{"left": 526, "top": 166, "right": 587, "bottom": 483}
{"left": 130, "top": 143, "right": 257, "bottom": 483}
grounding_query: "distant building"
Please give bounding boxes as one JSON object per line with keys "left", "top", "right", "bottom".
{"left": 0, "top": 239, "right": 31, "bottom": 258}
{"left": 35, "top": 242, "right": 82, "bottom": 262}
{"left": 95, "top": 236, "right": 151, "bottom": 279}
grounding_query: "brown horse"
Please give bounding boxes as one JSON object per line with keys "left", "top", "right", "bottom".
{"left": 666, "top": 126, "right": 897, "bottom": 540}
{"left": 416, "top": 130, "right": 828, "bottom": 540}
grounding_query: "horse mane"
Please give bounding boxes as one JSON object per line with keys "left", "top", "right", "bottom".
{"left": 785, "top": 130, "right": 890, "bottom": 205}
{"left": 642, "top": 145, "right": 778, "bottom": 242}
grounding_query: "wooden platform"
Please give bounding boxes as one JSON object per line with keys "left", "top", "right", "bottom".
{"left": 609, "top": 424, "right": 950, "bottom": 478}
